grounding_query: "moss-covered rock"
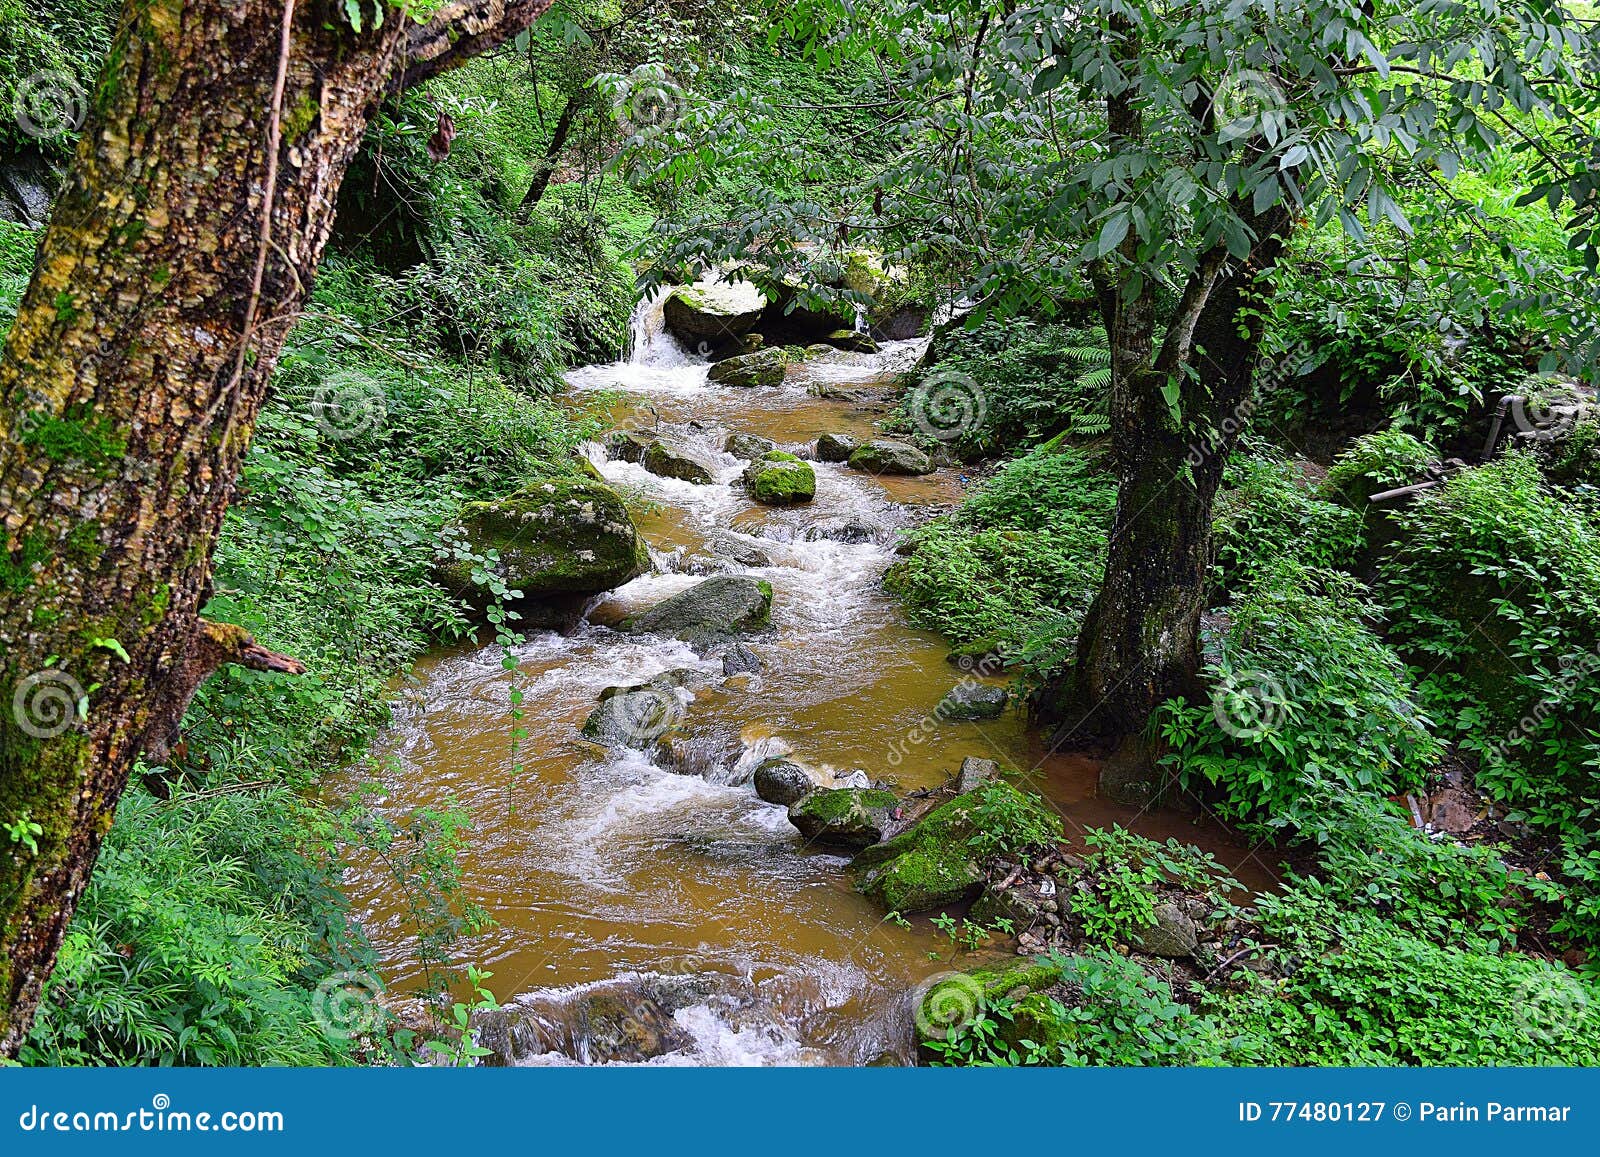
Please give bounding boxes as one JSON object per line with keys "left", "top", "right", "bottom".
{"left": 724, "top": 432, "right": 776, "bottom": 461}
{"left": 743, "top": 451, "right": 816, "bottom": 506}
{"left": 815, "top": 432, "right": 858, "bottom": 463}
{"left": 435, "top": 478, "right": 649, "bottom": 607}
{"left": 624, "top": 575, "right": 774, "bottom": 644}
{"left": 851, "top": 781, "right": 1054, "bottom": 913}
{"left": 642, "top": 440, "right": 716, "bottom": 485}
{"left": 938, "top": 682, "right": 1009, "bottom": 721}
{"left": 847, "top": 439, "right": 933, "bottom": 476}
{"left": 663, "top": 277, "right": 765, "bottom": 342}
{"left": 580, "top": 688, "right": 685, "bottom": 751}
{"left": 823, "top": 329, "right": 880, "bottom": 354}
{"left": 708, "top": 346, "right": 788, "bottom": 387}
{"left": 913, "top": 958, "right": 1074, "bottom": 1059}
{"left": 788, "top": 788, "right": 899, "bottom": 849}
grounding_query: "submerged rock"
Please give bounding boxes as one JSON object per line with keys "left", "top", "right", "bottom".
{"left": 815, "top": 432, "right": 859, "bottom": 462}
{"left": 804, "top": 514, "right": 884, "bottom": 545}
{"left": 724, "top": 432, "right": 777, "bottom": 460}
{"left": 754, "top": 758, "right": 817, "bottom": 807}
{"left": 435, "top": 478, "right": 649, "bottom": 610}
{"left": 702, "top": 532, "right": 773, "bottom": 570}
{"left": 788, "top": 788, "right": 899, "bottom": 849}
{"left": 642, "top": 440, "right": 717, "bottom": 485}
{"left": 721, "top": 642, "right": 763, "bottom": 676}
{"left": 625, "top": 575, "right": 774, "bottom": 644}
{"left": 598, "top": 667, "right": 715, "bottom": 702}
{"left": 606, "top": 431, "right": 655, "bottom": 464}
{"left": 847, "top": 440, "right": 933, "bottom": 476}
{"left": 708, "top": 347, "right": 788, "bottom": 388}
{"left": 939, "top": 682, "right": 1009, "bottom": 721}
{"left": 743, "top": 451, "right": 816, "bottom": 506}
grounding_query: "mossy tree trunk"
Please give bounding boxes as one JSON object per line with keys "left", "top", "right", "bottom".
{"left": 0, "top": 0, "right": 554, "bottom": 1057}
{"left": 1041, "top": 201, "right": 1291, "bottom": 753}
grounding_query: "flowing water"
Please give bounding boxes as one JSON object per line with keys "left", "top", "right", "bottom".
{"left": 332, "top": 298, "right": 1257, "bottom": 1065}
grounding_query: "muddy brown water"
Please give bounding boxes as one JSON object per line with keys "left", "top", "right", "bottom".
{"left": 330, "top": 298, "right": 1266, "bottom": 1065}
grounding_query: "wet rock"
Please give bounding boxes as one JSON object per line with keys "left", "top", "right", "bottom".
{"left": 956, "top": 756, "right": 1001, "bottom": 793}
{"left": 606, "top": 431, "right": 655, "bottom": 464}
{"left": 663, "top": 277, "right": 765, "bottom": 343}
{"left": 625, "top": 575, "right": 774, "bottom": 644}
{"left": 969, "top": 883, "right": 1046, "bottom": 929}
{"left": 788, "top": 788, "right": 899, "bottom": 849}
{"left": 754, "top": 758, "right": 817, "bottom": 806}
{"left": 851, "top": 782, "right": 1056, "bottom": 913}
{"left": 804, "top": 514, "right": 884, "bottom": 545}
{"left": 815, "top": 432, "right": 860, "bottom": 462}
{"left": 1131, "top": 901, "right": 1199, "bottom": 959}
{"left": 708, "top": 346, "right": 788, "bottom": 387}
{"left": 823, "top": 329, "right": 880, "bottom": 354}
{"left": 704, "top": 533, "right": 772, "bottom": 569}
{"left": 945, "top": 636, "right": 1004, "bottom": 673}
{"left": 721, "top": 642, "right": 763, "bottom": 676}
{"left": 706, "top": 332, "right": 765, "bottom": 362}
{"left": 805, "top": 343, "right": 835, "bottom": 358}
{"left": 847, "top": 439, "right": 933, "bottom": 476}
{"left": 743, "top": 451, "right": 816, "bottom": 506}
{"left": 434, "top": 478, "right": 650, "bottom": 610}
{"left": 580, "top": 688, "right": 685, "bottom": 751}
{"left": 724, "top": 432, "right": 777, "bottom": 460}
{"left": 0, "top": 153, "right": 56, "bottom": 226}
{"left": 598, "top": 667, "right": 715, "bottom": 702}
{"left": 642, "top": 441, "right": 717, "bottom": 485}
{"left": 939, "top": 682, "right": 1009, "bottom": 721}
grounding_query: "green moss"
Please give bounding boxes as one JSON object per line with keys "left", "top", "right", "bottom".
{"left": 20, "top": 407, "right": 126, "bottom": 472}
{"left": 745, "top": 453, "right": 815, "bottom": 505}
{"left": 1, "top": 532, "right": 48, "bottom": 594}
{"left": 794, "top": 787, "right": 895, "bottom": 824}
{"left": 281, "top": 91, "right": 319, "bottom": 144}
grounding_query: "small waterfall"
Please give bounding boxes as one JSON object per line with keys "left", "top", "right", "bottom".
{"left": 626, "top": 288, "right": 699, "bottom": 369}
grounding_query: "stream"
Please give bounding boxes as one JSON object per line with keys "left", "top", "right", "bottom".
{"left": 332, "top": 297, "right": 1252, "bottom": 1065}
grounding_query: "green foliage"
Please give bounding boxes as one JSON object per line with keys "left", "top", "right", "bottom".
{"left": 1212, "top": 448, "right": 1363, "bottom": 592}
{"left": 1068, "top": 827, "right": 1238, "bottom": 950}
{"left": 0, "top": 0, "right": 120, "bottom": 155}
{"left": 1159, "top": 563, "right": 1442, "bottom": 833}
{"left": 885, "top": 448, "right": 1115, "bottom": 666}
{"left": 900, "top": 316, "right": 1110, "bottom": 456}
{"left": 1380, "top": 452, "right": 1600, "bottom": 944}
{"left": 20, "top": 788, "right": 362, "bottom": 1066}
{"left": 1322, "top": 428, "right": 1435, "bottom": 507}
{"left": 1539, "top": 414, "right": 1600, "bottom": 489}
{"left": 963, "top": 780, "right": 1063, "bottom": 866}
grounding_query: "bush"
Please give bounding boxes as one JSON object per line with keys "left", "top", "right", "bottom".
{"left": 1321, "top": 428, "right": 1435, "bottom": 508}
{"left": 884, "top": 447, "right": 1116, "bottom": 668}
{"left": 1380, "top": 452, "right": 1600, "bottom": 944}
{"left": 1159, "top": 563, "right": 1442, "bottom": 833}
{"left": 1212, "top": 448, "right": 1363, "bottom": 592}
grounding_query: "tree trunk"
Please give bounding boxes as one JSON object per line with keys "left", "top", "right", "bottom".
{"left": 0, "top": 0, "right": 552, "bottom": 1057}
{"left": 519, "top": 98, "right": 578, "bottom": 216}
{"left": 1041, "top": 211, "right": 1290, "bottom": 756}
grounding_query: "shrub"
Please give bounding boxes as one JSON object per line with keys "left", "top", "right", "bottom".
{"left": 1159, "top": 563, "right": 1442, "bottom": 833}
{"left": 1321, "top": 428, "right": 1436, "bottom": 508}
{"left": 1212, "top": 448, "right": 1363, "bottom": 592}
{"left": 885, "top": 448, "right": 1116, "bottom": 665}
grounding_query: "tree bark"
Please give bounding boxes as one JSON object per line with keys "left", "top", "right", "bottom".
{"left": 0, "top": 0, "right": 552, "bottom": 1057}
{"left": 1040, "top": 209, "right": 1290, "bottom": 753}
{"left": 519, "top": 97, "right": 579, "bottom": 216}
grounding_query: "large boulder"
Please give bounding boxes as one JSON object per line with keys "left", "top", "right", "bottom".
{"left": 624, "top": 575, "right": 774, "bottom": 643}
{"left": 851, "top": 782, "right": 1058, "bottom": 913}
{"left": 642, "top": 441, "right": 717, "bottom": 485}
{"left": 847, "top": 440, "right": 933, "bottom": 476}
{"left": 663, "top": 277, "right": 765, "bottom": 344}
{"left": 708, "top": 347, "right": 788, "bottom": 387}
{"left": 754, "top": 759, "right": 817, "bottom": 807}
{"left": 788, "top": 788, "right": 899, "bottom": 849}
{"left": 743, "top": 451, "right": 816, "bottom": 506}
{"left": 435, "top": 478, "right": 650, "bottom": 609}
{"left": 815, "top": 433, "right": 859, "bottom": 462}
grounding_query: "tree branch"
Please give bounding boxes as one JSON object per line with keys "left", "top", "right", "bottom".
{"left": 391, "top": 0, "right": 559, "bottom": 94}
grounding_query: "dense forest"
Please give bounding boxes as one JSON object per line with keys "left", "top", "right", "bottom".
{"left": 1, "top": 0, "right": 1598, "bottom": 1067}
